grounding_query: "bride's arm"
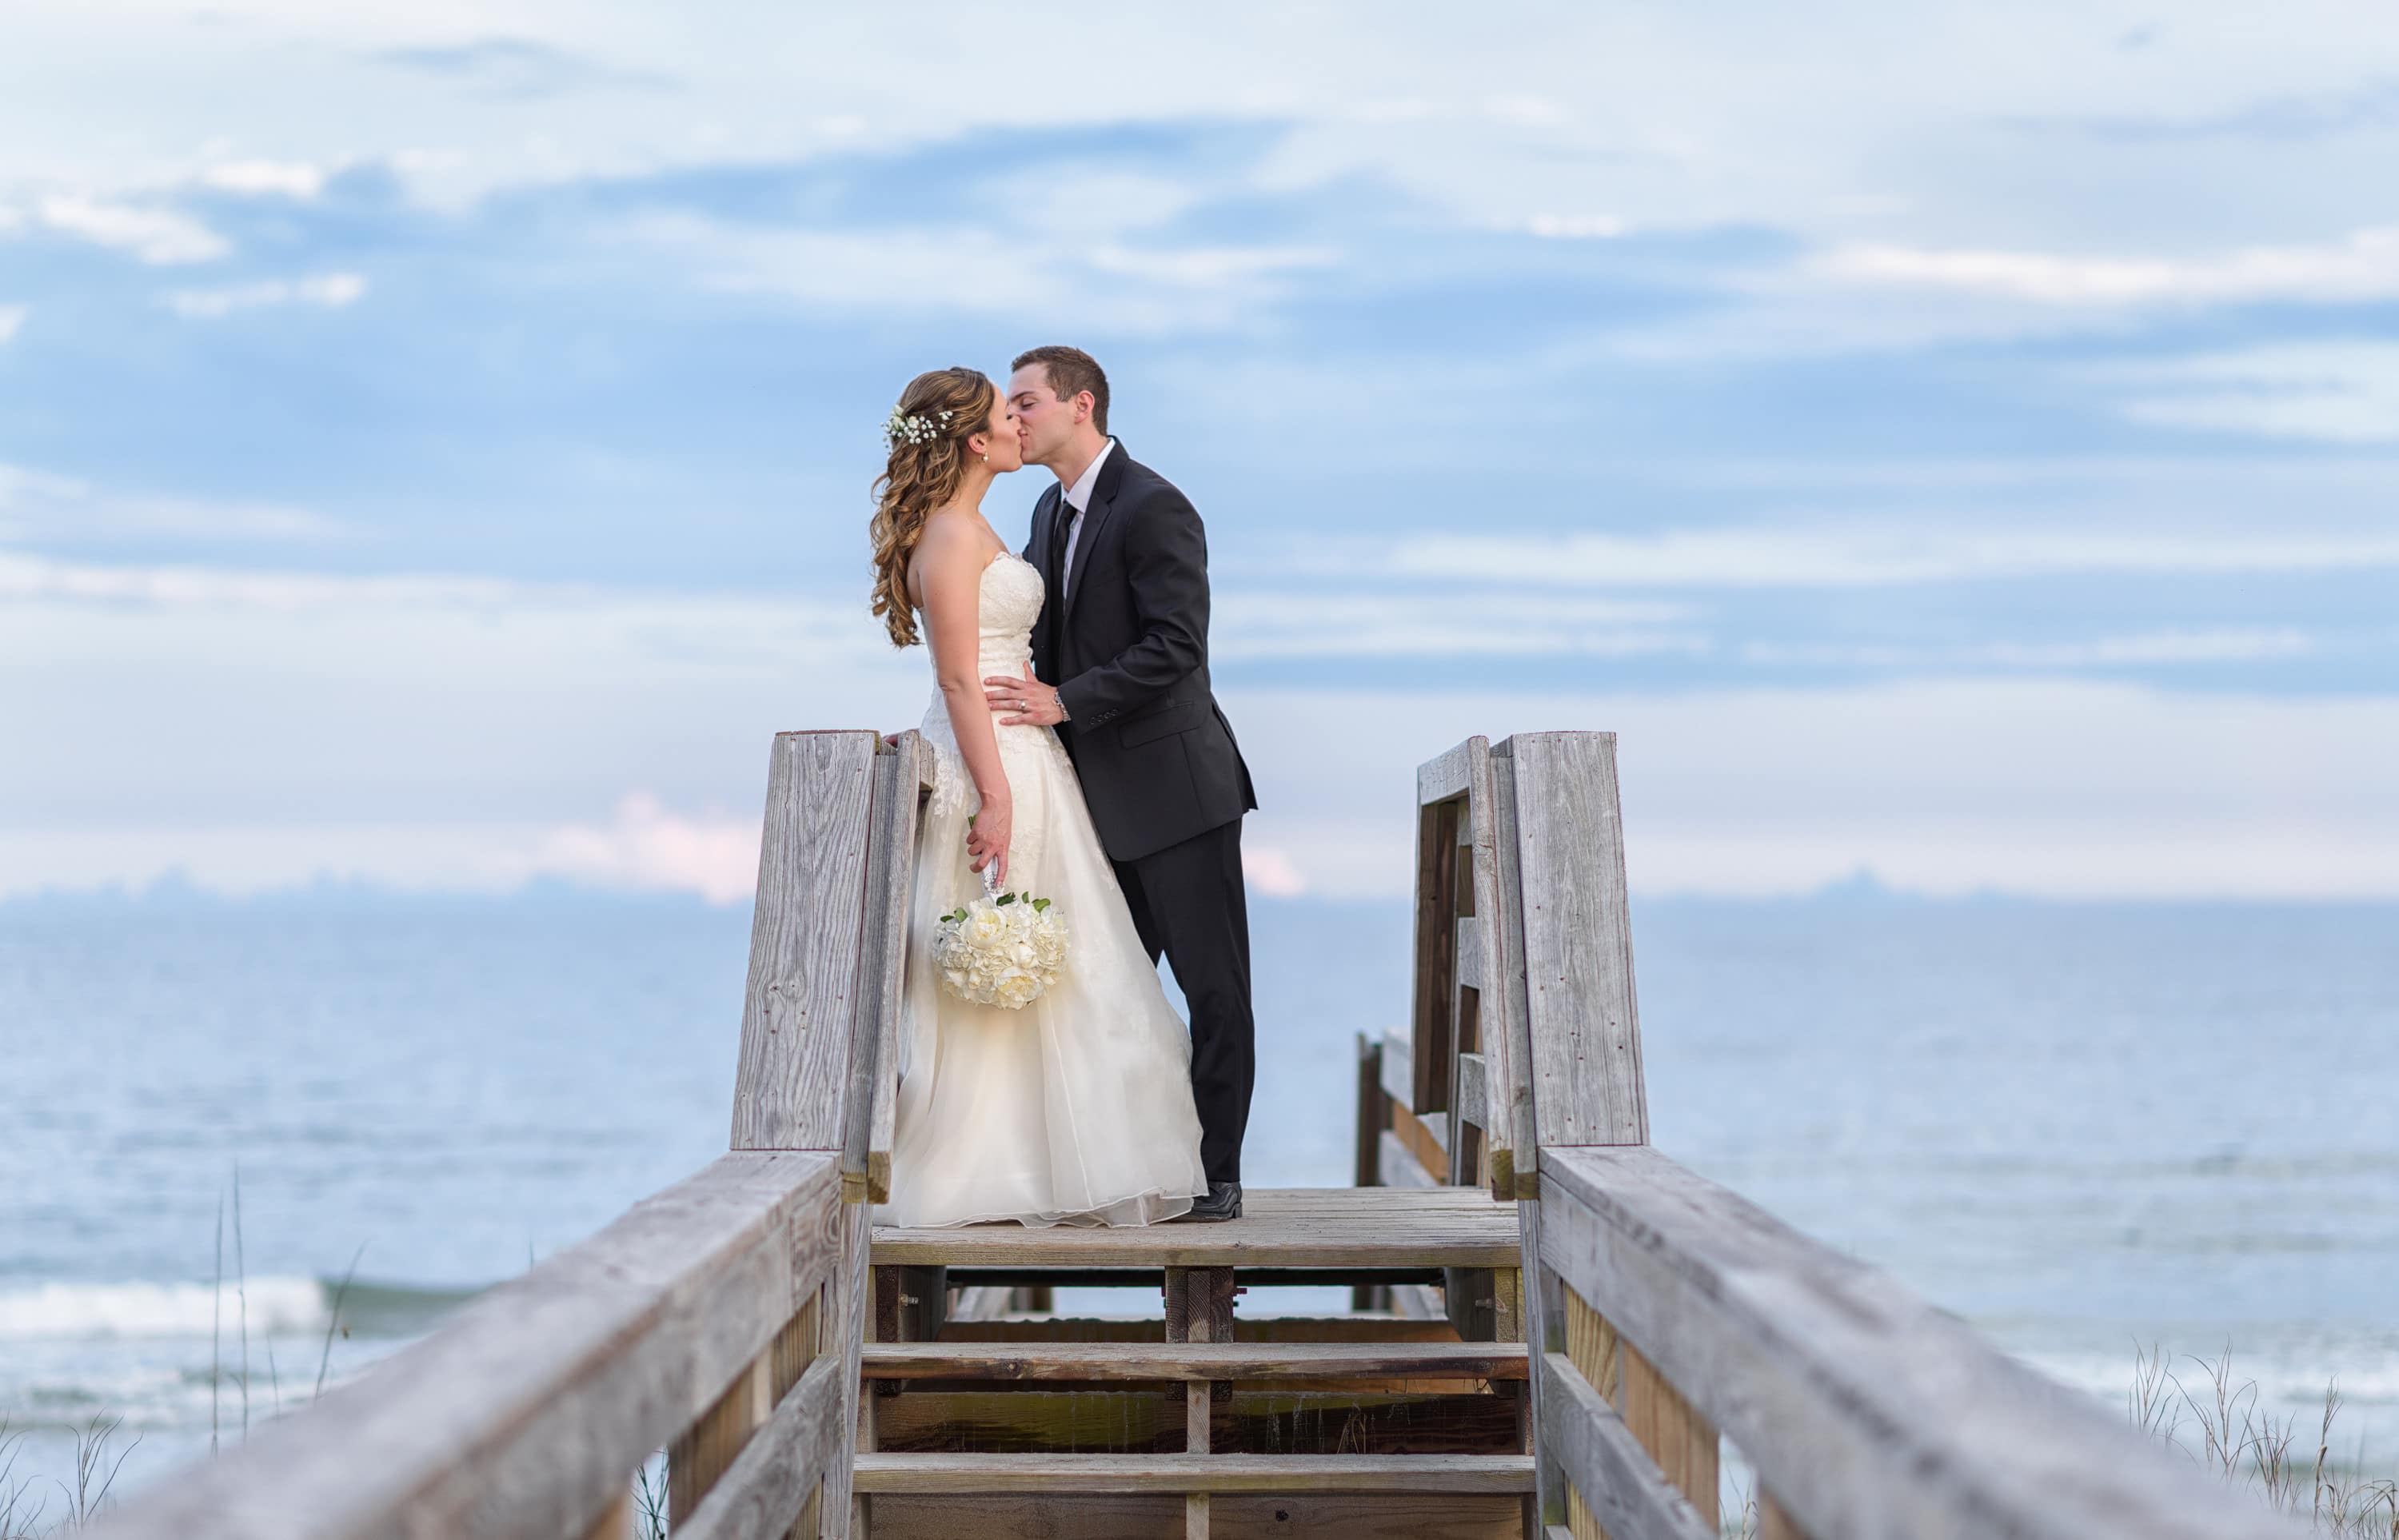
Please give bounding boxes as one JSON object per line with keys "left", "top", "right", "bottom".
{"left": 915, "top": 522, "right": 1012, "bottom": 883}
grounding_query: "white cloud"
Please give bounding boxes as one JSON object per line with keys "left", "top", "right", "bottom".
{"left": 1213, "top": 592, "right": 1702, "bottom": 660}
{"left": 1240, "top": 844, "right": 1309, "bottom": 898}
{"left": 1292, "top": 525, "right": 2399, "bottom": 589}
{"left": 2106, "top": 343, "right": 2399, "bottom": 444}
{"left": 0, "top": 305, "right": 22, "bottom": 343}
{"left": 167, "top": 271, "right": 368, "bottom": 318}
{"left": 0, "top": 470, "right": 351, "bottom": 545}
{"left": 198, "top": 158, "right": 329, "bottom": 197}
{"left": 37, "top": 193, "right": 228, "bottom": 264}
{"left": 1743, "top": 628, "right": 2317, "bottom": 669}
{"left": 1526, "top": 213, "right": 1625, "bottom": 239}
{"left": 1821, "top": 226, "right": 2399, "bottom": 306}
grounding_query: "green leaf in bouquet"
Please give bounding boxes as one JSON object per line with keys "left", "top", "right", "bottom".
{"left": 1032, "top": 897, "right": 1052, "bottom": 912}
{"left": 995, "top": 892, "right": 1016, "bottom": 906}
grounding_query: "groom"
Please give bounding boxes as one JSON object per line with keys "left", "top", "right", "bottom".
{"left": 985, "top": 345, "right": 1258, "bottom": 1223}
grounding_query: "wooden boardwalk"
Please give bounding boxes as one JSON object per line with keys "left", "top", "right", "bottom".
{"left": 82, "top": 728, "right": 2310, "bottom": 1540}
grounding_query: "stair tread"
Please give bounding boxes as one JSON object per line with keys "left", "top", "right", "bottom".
{"left": 853, "top": 1451, "right": 1537, "bottom": 1494}
{"left": 862, "top": 1340, "right": 1529, "bottom": 1380}
{"left": 872, "top": 1186, "right": 1517, "bottom": 1270}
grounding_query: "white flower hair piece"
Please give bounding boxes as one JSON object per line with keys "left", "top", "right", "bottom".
{"left": 883, "top": 405, "right": 955, "bottom": 449}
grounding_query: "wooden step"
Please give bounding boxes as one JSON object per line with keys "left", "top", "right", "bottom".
{"left": 872, "top": 1187, "right": 1517, "bottom": 1270}
{"left": 852, "top": 1452, "right": 1537, "bottom": 1494}
{"left": 863, "top": 1341, "right": 1529, "bottom": 1382}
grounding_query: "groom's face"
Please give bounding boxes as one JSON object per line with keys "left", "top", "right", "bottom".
{"left": 1008, "top": 364, "right": 1079, "bottom": 469}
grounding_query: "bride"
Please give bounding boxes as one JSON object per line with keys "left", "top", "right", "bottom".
{"left": 867, "top": 365, "right": 1210, "bottom": 1228}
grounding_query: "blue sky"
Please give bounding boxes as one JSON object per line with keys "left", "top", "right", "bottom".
{"left": 2, "top": 2, "right": 2396, "bottom": 900}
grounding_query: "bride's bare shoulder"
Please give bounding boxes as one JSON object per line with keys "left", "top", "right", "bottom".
{"left": 908, "top": 510, "right": 995, "bottom": 601}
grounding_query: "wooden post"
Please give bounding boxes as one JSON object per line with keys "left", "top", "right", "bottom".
{"left": 1353, "top": 1033, "right": 1390, "bottom": 1311}
{"left": 1409, "top": 795, "right": 1463, "bottom": 1115}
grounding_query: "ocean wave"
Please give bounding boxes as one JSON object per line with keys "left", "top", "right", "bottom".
{"left": 0, "top": 1276, "right": 476, "bottom": 1341}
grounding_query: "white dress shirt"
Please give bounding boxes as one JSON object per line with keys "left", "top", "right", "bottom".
{"left": 1056, "top": 437, "right": 1115, "bottom": 601}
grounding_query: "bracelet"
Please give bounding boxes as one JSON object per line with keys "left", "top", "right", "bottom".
{"left": 1054, "top": 688, "right": 1070, "bottom": 722}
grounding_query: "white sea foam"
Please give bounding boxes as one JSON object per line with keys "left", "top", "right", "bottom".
{"left": 0, "top": 1277, "right": 327, "bottom": 1340}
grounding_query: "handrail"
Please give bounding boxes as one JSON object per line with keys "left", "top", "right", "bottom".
{"left": 79, "top": 1151, "right": 844, "bottom": 1540}
{"left": 1383, "top": 731, "right": 2305, "bottom": 1540}
{"left": 1541, "top": 1145, "right": 2298, "bottom": 1540}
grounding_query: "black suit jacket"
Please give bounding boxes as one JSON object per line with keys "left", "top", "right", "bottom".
{"left": 1023, "top": 443, "right": 1258, "bottom": 862}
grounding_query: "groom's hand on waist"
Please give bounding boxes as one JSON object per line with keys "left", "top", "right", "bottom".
{"left": 985, "top": 662, "right": 1068, "bottom": 727}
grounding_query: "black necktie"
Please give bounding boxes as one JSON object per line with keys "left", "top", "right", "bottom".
{"left": 1051, "top": 501, "right": 1077, "bottom": 605}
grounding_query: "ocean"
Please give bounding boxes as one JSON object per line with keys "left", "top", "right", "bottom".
{"left": 3, "top": 887, "right": 2395, "bottom": 1510}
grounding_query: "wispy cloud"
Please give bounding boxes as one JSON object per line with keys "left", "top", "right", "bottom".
{"left": 0, "top": 469, "right": 352, "bottom": 546}
{"left": 198, "top": 160, "right": 331, "bottom": 198}
{"left": 167, "top": 272, "right": 368, "bottom": 318}
{"left": 1743, "top": 628, "right": 2317, "bottom": 670}
{"left": 1819, "top": 226, "right": 2399, "bottom": 306}
{"left": 2014, "top": 78, "right": 2399, "bottom": 143}
{"left": 529, "top": 792, "right": 758, "bottom": 903}
{"left": 0, "top": 305, "right": 22, "bottom": 344}
{"left": 1215, "top": 592, "right": 1703, "bottom": 660}
{"left": 1290, "top": 525, "right": 2399, "bottom": 589}
{"left": 37, "top": 193, "right": 228, "bottom": 265}
{"left": 2106, "top": 343, "right": 2399, "bottom": 444}
{"left": 370, "top": 38, "right": 676, "bottom": 99}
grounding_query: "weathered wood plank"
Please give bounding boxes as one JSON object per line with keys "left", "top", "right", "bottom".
{"left": 863, "top": 1343, "right": 1529, "bottom": 1382}
{"left": 81, "top": 1152, "right": 841, "bottom": 1540}
{"left": 675, "top": 1354, "right": 845, "bottom": 1540}
{"left": 1417, "top": 737, "right": 1483, "bottom": 806}
{"left": 1455, "top": 915, "right": 1482, "bottom": 991}
{"left": 851, "top": 734, "right": 925, "bottom": 1203}
{"left": 1540, "top": 1353, "right": 1714, "bottom": 1540}
{"left": 732, "top": 730, "right": 881, "bottom": 1152}
{"left": 669, "top": 1350, "right": 771, "bottom": 1522}
{"left": 1483, "top": 743, "right": 1535, "bottom": 1201}
{"left": 823, "top": 1203, "right": 871, "bottom": 1536}
{"left": 1619, "top": 1341, "right": 1718, "bottom": 1527}
{"left": 1455, "top": 1051, "right": 1489, "bottom": 1133}
{"left": 1499, "top": 732, "right": 1647, "bottom": 1147}
{"left": 1409, "top": 787, "right": 1466, "bottom": 1115}
{"left": 874, "top": 1187, "right": 1516, "bottom": 1270}
{"left": 862, "top": 1492, "right": 1523, "bottom": 1540}
{"left": 1538, "top": 1146, "right": 2302, "bottom": 1540}
{"left": 854, "top": 1453, "right": 1536, "bottom": 1494}
{"left": 1390, "top": 1101, "right": 1447, "bottom": 1173}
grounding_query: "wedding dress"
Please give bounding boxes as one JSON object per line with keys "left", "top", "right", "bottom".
{"left": 877, "top": 550, "right": 1209, "bottom": 1228}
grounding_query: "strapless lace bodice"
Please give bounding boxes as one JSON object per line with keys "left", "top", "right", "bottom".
{"left": 968, "top": 551, "right": 1044, "bottom": 674}
{"left": 917, "top": 552, "right": 1070, "bottom": 819}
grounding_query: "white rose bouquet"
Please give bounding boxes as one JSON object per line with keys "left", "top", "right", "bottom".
{"left": 934, "top": 866, "right": 1069, "bottom": 1011}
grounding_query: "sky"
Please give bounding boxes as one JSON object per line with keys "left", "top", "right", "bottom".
{"left": 2, "top": 2, "right": 2397, "bottom": 902}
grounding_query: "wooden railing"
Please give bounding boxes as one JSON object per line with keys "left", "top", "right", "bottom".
{"left": 1367, "top": 731, "right": 2306, "bottom": 1540}
{"left": 86, "top": 730, "right": 935, "bottom": 1540}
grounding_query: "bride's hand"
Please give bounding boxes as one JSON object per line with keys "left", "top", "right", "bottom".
{"left": 968, "top": 791, "right": 1012, "bottom": 887}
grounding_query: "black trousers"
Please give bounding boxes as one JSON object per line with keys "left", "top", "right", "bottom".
{"left": 1113, "top": 818, "right": 1254, "bottom": 1185}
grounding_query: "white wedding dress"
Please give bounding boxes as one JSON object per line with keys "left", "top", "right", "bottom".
{"left": 877, "top": 550, "right": 1210, "bottom": 1228}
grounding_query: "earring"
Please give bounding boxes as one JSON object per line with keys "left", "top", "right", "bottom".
{"left": 980, "top": 451, "right": 989, "bottom": 464}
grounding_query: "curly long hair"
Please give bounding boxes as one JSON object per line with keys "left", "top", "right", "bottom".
{"left": 869, "top": 366, "right": 997, "bottom": 647}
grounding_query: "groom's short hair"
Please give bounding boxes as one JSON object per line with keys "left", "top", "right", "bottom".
{"left": 1012, "top": 345, "right": 1109, "bottom": 435}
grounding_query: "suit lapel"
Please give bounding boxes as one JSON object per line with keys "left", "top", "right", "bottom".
{"left": 1062, "top": 443, "right": 1127, "bottom": 624}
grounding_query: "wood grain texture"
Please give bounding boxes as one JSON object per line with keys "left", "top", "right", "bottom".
{"left": 860, "top": 1492, "right": 1523, "bottom": 1539}
{"left": 1454, "top": 1052, "right": 1489, "bottom": 1134}
{"left": 854, "top": 1453, "right": 1536, "bottom": 1494}
{"left": 674, "top": 1355, "right": 845, "bottom": 1540}
{"left": 1409, "top": 786, "right": 1466, "bottom": 1115}
{"left": 851, "top": 734, "right": 926, "bottom": 1203}
{"left": 670, "top": 1351, "right": 772, "bottom": 1522}
{"left": 860, "top": 1343, "right": 1529, "bottom": 1382}
{"left": 1619, "top": 1343, "right": 1718, "bottom": 1527}
{"left": 820, "top": 1203, "right": 872, "bottom": 1537}
{"left": 1538, "top": 1146, "right": 2305, "bottom": 1540}
{"left": 1499, "top": 732, "right": 1647, "bottom": 1147}
{"left": 1390, "top": 1102, "right": 1447, "bottom": 1172}
{"left": 1539, "top": 1354, "right": 1714, "bottom": 1540}
{"left": 875, "top": 1188, "right": 1517, "bottom": 1270}
{"left": 1417, "top": 738, "right": 1483, "bottom": 807}
{"left": 82, "top": 1151, "right": 841, "bottom": 1540}
{"left": 1483, "top": 742, "right": 1538, "bottom": 1201}
{"left": 1562, "top": 1281, "right": 1616, "bottom": 1540}
{"left": 732, "top": 731, "right": 881, "bottom": 1153}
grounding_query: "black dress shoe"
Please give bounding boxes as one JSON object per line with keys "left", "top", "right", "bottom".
{"left": 1168, "top": 1181, "right": 1243, "bottom": 1223}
